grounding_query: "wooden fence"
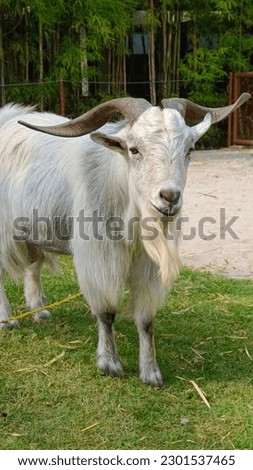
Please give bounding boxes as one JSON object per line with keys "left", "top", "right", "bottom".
{"left": 228, "top": 72, "right": 253, "bottom": 146}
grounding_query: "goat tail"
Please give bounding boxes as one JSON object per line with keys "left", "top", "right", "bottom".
{"left": 140, "top": 215, "right": 181, "bottom": 287}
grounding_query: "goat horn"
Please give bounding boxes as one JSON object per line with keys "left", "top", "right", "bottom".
{"left": 161, "top": 92, "right": 251, "bottom": 124}
{"left": 18, "top": 98, "right": 151, "bottom": 137}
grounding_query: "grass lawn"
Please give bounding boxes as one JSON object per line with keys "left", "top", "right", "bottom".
{"left": 0, "top": 256, "right": 253, "bottom": 450}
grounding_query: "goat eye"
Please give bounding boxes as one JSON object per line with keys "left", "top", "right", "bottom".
{"left": 129, "top": 147, "right": 139, "bottom": 155}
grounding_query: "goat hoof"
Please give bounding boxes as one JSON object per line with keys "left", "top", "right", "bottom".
{"left": 33, "top": 309, "right": 51, "bottom": 323}
{"left": 0, "top": 319, "right": 20, "bottom": 330}
{"left": 140, "top": 365, "right": 164, "bottom": 387}
{"left": 97, "top": 355, "right": 124, "bottom": 378}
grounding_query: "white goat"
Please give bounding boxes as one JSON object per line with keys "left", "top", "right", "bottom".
{"left": 0, "top": 94, "right": 249, "bottom": 386}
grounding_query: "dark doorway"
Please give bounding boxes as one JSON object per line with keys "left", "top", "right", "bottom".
{"left": 126, "top": 32, "right": 149, "bottom": 100}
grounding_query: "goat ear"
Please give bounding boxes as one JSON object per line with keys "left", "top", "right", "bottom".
{"left": 90, "top": 132, "right": 127, "bottom": 155}
{"left": 191, "top": 113, "right": 212, "bottom": 142}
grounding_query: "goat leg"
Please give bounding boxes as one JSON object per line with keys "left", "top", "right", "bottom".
{"left": 96, "top": 312, "right": 124, "bottom": 378}
{"left": 135, "top": 314, "right": 164, "bottom": 387}
{"left": 0, "top": 268, "right": 19, "bottom": 330}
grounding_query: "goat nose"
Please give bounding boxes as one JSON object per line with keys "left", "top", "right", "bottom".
{"left": 159, "top": 189, "right": 180, "bottom": 205}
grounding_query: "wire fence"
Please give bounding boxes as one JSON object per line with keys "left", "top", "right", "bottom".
{"left": 0, "top": 79, "right": 187, "bottom": 88}
{"left": 0, "top": 78, "right": 229, "bottom": 118}
{"left": 0, "top": 78, "right": 186, "bottom": 115}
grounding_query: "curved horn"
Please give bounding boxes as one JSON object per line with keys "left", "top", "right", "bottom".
{"left": 18, "top": 98, "right": 151, "bottom": 137}
{"left": 161, "top": 92, "right": 251, "bottom": 124}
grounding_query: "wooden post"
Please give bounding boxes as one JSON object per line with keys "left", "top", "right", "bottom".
{"left": 59, "top": 80, "right": 65, "bottom": 116}
{"left": 228, "top": 72, "right": 233, "bottom": 147}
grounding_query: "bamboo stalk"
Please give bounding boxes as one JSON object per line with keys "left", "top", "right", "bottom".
{"left": 148, "top": 0, "right": 156, "bottom": 105}
{"left": 162, "top": 6, "right": 168, "bottom": 97}
{"left": 38, "top": 19, "right": 44, "bottom": 111}
{"left": 24, "top": 10, "right": 29, "bottom": 82}
{"left": 0, "top": 12, "right": 6, "bottom": 106}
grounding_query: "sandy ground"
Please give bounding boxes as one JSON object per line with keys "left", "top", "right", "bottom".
{"left": 180, "top": 148, "right": 253, "bottom": 280}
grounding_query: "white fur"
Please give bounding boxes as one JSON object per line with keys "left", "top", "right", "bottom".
{"left": 0, "top": 102, "right": 211, "bottom": 385}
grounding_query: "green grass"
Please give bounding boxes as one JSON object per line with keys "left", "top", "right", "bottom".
{"left": 0, "top": 257, "right": 253, "bottom": 450}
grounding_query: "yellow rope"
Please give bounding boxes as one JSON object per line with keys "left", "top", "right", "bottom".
{"left": 0, "top": 292, "right": 83, "bottom": 324}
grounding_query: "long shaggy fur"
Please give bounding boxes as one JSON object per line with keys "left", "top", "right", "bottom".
{"left": 0, "top": 101, "right": 210, "bottom": 384}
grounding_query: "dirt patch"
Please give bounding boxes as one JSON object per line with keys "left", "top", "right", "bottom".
{"left": 180, "top": 148, "right": 253, "bottom": 279}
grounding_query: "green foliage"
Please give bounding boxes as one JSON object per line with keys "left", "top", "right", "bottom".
{"left": 6, "top": 80, "right": 59, "bottom": 110}
{"left": 177, "top": 1, "right": 253, "bottom": 146}
{"left": 1, "top": 0, "right": 253, "bottom": 146}
{"left": 1, "top": 0, "right": 141, "bottom": 109}
{"left": 55, "top": 37, "right": 83, "bottom": 81}
{"left": 72, "top": 0, "right": 138, "bottom": 56}
{"left": 221, "top": 31, "right": 253, "bottom": 71}
{"left": 180, "top": 48, "right": 227, "bottom": 106}
{"left": 23, "top": 0, "right": 64, "bottom": 26}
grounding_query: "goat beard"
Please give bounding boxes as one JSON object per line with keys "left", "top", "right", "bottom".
{"left": 140, "top": 206, "right": 181, "bottom": 287}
